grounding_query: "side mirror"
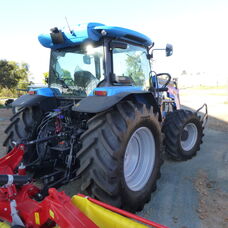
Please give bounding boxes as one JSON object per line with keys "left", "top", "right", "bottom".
{"left": 166, "top": 44, "right": 173, "bottom": 57}
{"left": 83, "top": 55, "right": 91, "bottom": 64}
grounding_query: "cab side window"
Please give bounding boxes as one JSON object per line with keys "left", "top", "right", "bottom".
{"left": 113, "top": 44, "right": 151, "bottom": 88}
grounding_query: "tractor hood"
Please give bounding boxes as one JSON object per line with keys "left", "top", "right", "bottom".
{"left": 38, "top": 22, "right": 153, "bottom": 50}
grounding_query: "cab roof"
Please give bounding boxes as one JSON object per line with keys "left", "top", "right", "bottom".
{"left": 38, "top": 22, "right": 153, "bottom": 50}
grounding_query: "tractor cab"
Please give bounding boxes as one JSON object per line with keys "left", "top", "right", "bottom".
{"left": 38, "top": 23, "right": 160, "bottom": 98}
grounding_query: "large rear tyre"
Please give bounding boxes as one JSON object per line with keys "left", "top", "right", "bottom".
{"left": 162, "top": 109, "right": 204, "bottom": 161}
{"left": 76, "top": 101, "right": 162, "bottom": 212}
{"left": 3, "top": 107, "right": 42, "bottom": 162}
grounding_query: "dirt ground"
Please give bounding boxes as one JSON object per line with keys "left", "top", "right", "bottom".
{"left": 138, "top": 88, "right": 228, "bottom": 228}
{"left": 0, "top": 87, "right": 228, "bottom": 228}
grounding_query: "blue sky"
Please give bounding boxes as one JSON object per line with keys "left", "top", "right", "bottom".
{"left": 0, "top": 0, "right": 227, "bottom": 83}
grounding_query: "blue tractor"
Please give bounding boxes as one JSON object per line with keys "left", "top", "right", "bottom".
{"left": 3, "top": 23, "right": 207, "bottom": 212}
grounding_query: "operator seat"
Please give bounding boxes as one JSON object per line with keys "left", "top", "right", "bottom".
{"left": 74, "top": 71, "right": 96, "bottom": 89}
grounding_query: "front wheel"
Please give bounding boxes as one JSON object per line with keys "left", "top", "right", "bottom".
{"left": 76, "top": 101, "right": 162, "bottom": 212}
{"left": 162, "top": 109, "right": 204, "bottom": 160}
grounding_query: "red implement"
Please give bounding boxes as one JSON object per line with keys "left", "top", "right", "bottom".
{"left": 0, "top": 145, "right": 168, "bottom": 228}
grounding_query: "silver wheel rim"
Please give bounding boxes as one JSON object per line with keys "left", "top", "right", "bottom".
{"left": 180, "top": 123, "right": 198, "bottom": 151}
{"left": 124, "top": 127, "right": 155, "bottom": 191}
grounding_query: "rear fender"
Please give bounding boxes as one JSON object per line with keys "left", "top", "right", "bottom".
{"left": 72, "top": 92, "right": 160, "bottom": 118}
{"left": 12, "top": 95, "right": 58, "bottom": 112}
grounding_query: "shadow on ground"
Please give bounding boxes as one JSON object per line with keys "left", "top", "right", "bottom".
{"left": 181, "top": 104, "right": 228, "bottom": 132}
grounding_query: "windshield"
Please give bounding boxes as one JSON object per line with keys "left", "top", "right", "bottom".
{"left": 49, "top": 44, "right": 104, "bottom": 97}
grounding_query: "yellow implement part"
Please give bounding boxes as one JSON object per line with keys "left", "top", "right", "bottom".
{"left": 34, "top": 212, "right": 40, "bottom": 225}
{"left": 72, "top": 195, "right": 148, "bottom": 228}
{"left": 0, "top": 222, "right": 10, "bottom": 228}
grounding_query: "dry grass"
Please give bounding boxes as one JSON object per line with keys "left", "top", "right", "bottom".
{"left": 189, "top": 85, "right": 228, "bottom": 90}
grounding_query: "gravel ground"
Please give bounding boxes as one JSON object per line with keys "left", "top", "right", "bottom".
{"left": 0, "top": 88, "right": 227, "bottom": 228}
{"left": 138, "top": 128, "right": 228, "bottom": 228}
{"left": 137, "top": 88, "right": 228, "bottom": 228}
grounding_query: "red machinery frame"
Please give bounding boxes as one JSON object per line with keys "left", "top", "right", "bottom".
{"left": 0, "top": 145, "right": 98, "bottom": 227}
{"left": 0, "top": 145, "right": 168, "bottom": 228}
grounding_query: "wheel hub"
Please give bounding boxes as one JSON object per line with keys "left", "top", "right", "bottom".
{"left": 181, "top": 130, "right": 189, "bottom": 141}
{"left": 180, "top": 123, "right": 198, "bottom": 151}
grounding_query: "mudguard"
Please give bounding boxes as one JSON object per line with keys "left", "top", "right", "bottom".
{"left": 72, "top": 92, "right": 159, "bottom": 114}
{"left": 12, "top": 94, "right": 58, "bottom": 111}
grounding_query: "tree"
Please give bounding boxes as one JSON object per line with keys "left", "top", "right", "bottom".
{"left": 181, "top": 70, "right": 187, "bottom": 76}
{"left": 43, "top": 72, "right": 49, "bottom": 84}
{"left": 62, "top": 69, "right": 74, "bottom": 86}
{"left": 0, "top": 60, "right": 29, "bottom": 90}
{"left": 126, "top": 55, "right": 145, "bottom": 86}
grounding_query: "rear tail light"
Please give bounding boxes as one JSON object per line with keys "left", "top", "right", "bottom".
{"left": 94, "top": 90, "right": 107, "bottom": 96}
{"left": 28, "top": 91, "right": 37, "bottom": 95}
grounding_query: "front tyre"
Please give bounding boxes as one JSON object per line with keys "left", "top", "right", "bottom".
{"left": 162, "top": 109, "right": 204, "bottom": 161}
{"left": 76, "top": 101, "right": 162, "bottom": 212}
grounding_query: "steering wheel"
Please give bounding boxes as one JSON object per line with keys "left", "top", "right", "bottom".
{"left": 155, "top": 73, "right": 171, "bottom": 88}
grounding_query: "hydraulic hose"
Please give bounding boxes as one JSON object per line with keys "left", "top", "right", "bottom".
{"left": 0, "top": 175, "right": 30, "bottom": 186}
